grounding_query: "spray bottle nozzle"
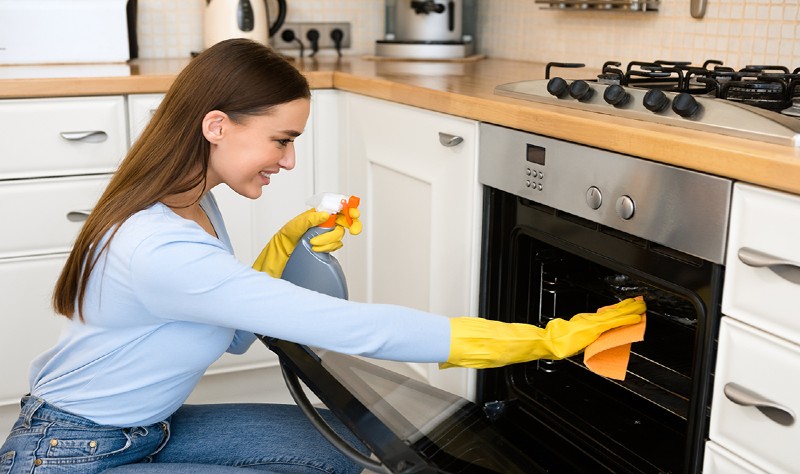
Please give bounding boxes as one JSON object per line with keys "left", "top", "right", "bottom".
{"left": 309, "top": 193, "right": 360, "bottom": 229}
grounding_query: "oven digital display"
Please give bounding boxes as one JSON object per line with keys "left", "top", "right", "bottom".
{"left": 526, "top": 144, "right": 545, "bottom": 165}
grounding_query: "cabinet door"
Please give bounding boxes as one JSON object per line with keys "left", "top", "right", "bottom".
{"left": 0, "top": 96, "right": 127, "bottom": 179}
{"left": 709, "top": 317, "right": 800, "bottom": 474}
{"left": 704, "top": 441, "right": 768, "bottom": 474}
{"left": 0, "top": 175, "right": 109, "bottom": 259}
{"left": 128, "top": 93, "right": 164, "bottom": 145}
{"left": 0, "top": 254, "right": 69, "bottom": 405}
{"left": 343, "top": 94, "right": 481, "bottom": 398}
{"left": 723, "top": 183, "right": 800, "bottom": 344}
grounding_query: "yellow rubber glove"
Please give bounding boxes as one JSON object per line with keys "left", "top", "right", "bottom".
{"left": 252, "top": 207, "right": 363, "bottom": 278}
{"left": 441, "top": 297, "right": 646, "bottom": 369}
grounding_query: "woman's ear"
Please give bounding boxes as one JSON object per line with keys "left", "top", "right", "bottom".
{"left": 202, "top": 110, "right": 228, "bottom": 143}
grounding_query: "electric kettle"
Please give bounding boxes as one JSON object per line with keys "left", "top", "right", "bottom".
{"left": 203, "top": 0, "right": 287, "bottom": 49}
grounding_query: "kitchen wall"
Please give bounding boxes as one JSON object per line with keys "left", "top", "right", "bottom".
{"left": 139, "top": 0, "right": 800, "bottom": 69}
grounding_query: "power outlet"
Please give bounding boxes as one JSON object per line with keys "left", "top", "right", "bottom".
{"left": 272, "top": 22, "right": 352, "bottom": 53}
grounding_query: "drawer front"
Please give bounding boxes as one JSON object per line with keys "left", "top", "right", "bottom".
{"left": 710, "top": 317, "right": 800, "bottom": 474}
{"left": 0, "top": 96, "right": 127, "bottom": 179}
{"left": 0, "top": 175, "right": 109, "bottom": 258}
{"left": 722, "top": 183, "right": 800, "bottom": 344}
{"left": 0, "top": 254, "right": 68, "bottom": 405}
{"left": 128, "top": 94, "right": 164, "bottom": 145}
{"left": 703, "top": 442, "right": 768, "bottom": 474}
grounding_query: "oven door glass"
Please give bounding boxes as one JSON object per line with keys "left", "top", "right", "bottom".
{"left": 262, "top": 338, "right": 543, "bottom": 474}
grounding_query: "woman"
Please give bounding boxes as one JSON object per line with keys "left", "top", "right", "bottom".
{"left": 0, "top": 39, "right": 644, "bottom": 473}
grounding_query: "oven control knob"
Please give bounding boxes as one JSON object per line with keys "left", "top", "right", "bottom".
{"left": 672, "top": 92, "right": 702, "bottom": 118}
{"left": 603, "top": 84, "right": 630, "bottom": 107}
{"left": 615, "top": 195, "right": 635, "bottom": 220}
{"left": 585, "top": 186, "right": 602, "bottom": 210}
{"left": 643, "top": 89, "right": 670, "bottom": 113}
{"left": 569, "top": 80, "right": 594, "bottom": 102}
{"left": 547, "top": 77, "right": 570, "bottom": 98}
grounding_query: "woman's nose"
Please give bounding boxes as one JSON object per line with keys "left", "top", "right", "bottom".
{"left": 279, "top": 144, "right": 296, "bottom": 170}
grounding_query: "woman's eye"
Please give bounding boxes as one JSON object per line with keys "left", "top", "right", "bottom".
{"left": 276, "top": 139, "right": 293, "bottom": 147}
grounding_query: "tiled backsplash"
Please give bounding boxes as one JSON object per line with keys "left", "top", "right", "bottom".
{"left": 139, "top": 0, "right": 800, "bottom": 68}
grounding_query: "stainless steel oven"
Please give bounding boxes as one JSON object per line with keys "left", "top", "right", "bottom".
{"left": 476, "top": 123, "right": 732, "bottom": 473}
{"left": 260, "top": 122, "right": 733, "bottom": 473}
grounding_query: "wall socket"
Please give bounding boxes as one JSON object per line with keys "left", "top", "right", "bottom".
{"left": 272, "top": 22, "right": 352, "bottom": 52}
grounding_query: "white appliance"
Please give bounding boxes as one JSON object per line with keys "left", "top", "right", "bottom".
{"left": 0, "top": 0, "right": 131, "bottom": 65}
{"left": 203, "top": 0, "right": 287, "bottom": 50}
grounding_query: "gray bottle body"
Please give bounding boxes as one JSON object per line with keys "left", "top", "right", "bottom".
{"left": 281, "top": 226, "right": 348, "bottom": 300}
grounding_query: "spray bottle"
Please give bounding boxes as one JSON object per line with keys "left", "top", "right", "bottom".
{"left": 281, "top": 193, "right": 361, "bottom": 300}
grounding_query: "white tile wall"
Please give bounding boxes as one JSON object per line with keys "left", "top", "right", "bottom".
{"left": 138, "top": 0, "right": 800, "bottom": 68}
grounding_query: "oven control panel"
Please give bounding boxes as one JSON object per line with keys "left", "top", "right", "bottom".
{"left": 479, "top": 123, "right": 733, "bottom": 264}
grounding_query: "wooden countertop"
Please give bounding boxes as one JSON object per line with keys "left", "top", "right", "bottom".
{"left": 2, "top": 56, "right": 799, "bottom": 195}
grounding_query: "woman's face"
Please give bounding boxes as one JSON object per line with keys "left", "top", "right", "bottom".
{"left": 205, "top": 98, "right": 311, "bottom": 199}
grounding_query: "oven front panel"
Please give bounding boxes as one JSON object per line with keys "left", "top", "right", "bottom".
{"left": 477, "top": 188, "right": 723, "bottom": 474}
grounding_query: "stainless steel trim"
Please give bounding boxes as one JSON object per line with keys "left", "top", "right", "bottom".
{"left": 495, "top": 80, "right": 800, "bottom": 147}
{"left": 723, "top": 382, "right": 795, "bottom": 427}
{"left": 374, "top": 41, "right": 474, "bottom": 59}
{"left": 59, "top": 131, "right": 108, "bottom": 143}
{"left": 67, "top": 210, "right": 91, "bottom": 222}
{"left": 738, "top": 247, "right": 800, "bottom": 284}
{"left": 479, "top": 123, "right": 732, "bottom": 264}
{"left": 438, "top": 132, "right": 464, "bottom": 147}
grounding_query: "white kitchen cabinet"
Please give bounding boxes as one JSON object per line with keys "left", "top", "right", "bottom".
{"left": 0, "top": 175, "right": 108, "bottom": 259}
{"left": 127, "top": 93, "right": 164, "bottom": 144}
{"left": 0, "top": 96, "right": 126, "bottom": 434}
{"left": 706, "top": 182, "right": 800, "bottom": 474}
{"left": 704, "top": 441, "right": 768, "bottom": 474}
{"left": 0, "top": 96, "right": 127, "bottom": 179}
{"left": 341, "top": 93, "right": 481, "bottom": 399}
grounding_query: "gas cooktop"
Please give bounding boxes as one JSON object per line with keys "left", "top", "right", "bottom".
{"left": 495, "top": 60, "right": 800, "bottom": 147}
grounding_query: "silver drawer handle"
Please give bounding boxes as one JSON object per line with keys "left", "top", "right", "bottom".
{"left": 738, "top": 247, "right": 800, "bottom": 285}
{"left": 67, "top": 210, "right": 92, "bottom": 222}
{"left": 60, "top": 131, "right": 108, "bottom": 143}
{"left": 438, "top": 132, "right": 463, "bottom": 147}
{"left": 724, "top": 382, "right": 795, "bottom": 427}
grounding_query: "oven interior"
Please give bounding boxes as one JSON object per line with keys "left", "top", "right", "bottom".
{"left": 478, "top": 190, "right": 723, "bottom": 474}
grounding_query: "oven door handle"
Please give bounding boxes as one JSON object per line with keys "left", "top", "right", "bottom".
{"left": 723, "top": 382, "right": 795, "bottom": 427}
{"left": 737, "top": 247, "right": 800, "bottom": 285}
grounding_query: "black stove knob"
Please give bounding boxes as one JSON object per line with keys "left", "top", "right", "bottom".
{"left": 643, "top": 89, "right": 670, "bottom": 113}
{"left": 546, "top": 77, "right": 570, "bottom": 98}
{"left": 603, "top": 84, "right": 630, "bottom": 107}
{"left": 672, "top": 93, "right": 702, "bottom": 118}
{"left": 569, "top": 80, "right": 594, "bottom": 102}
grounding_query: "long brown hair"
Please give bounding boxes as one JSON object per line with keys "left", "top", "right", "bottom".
{"left": 53, "top": 39, "right": 311, "bottom": 319}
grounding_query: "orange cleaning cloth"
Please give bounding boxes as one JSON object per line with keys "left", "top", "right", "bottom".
{"left": 583, "top": 297, "right": 647, "bottom": 380}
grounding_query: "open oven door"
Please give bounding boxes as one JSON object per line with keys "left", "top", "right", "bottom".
{"left": 259, "top": 336, "right": 542, "bottom": 474}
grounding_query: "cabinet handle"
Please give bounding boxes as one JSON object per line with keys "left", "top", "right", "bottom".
{"left": 724, "top": 382, "right": 795, "bottom": 427}
{"left": 690, "top": 0, "right": 707, "bottom": 18}
{"left": 67, "top": 210, "right": 92, "bottom": 222}
{"left": 438, "top": 132, "right": 463, "bottom": 147}
{"left": 738, "top": 247, "right": 800, "bottom": 285}
{"left": 60, "top": 131, "right": 108, "bottom": 143}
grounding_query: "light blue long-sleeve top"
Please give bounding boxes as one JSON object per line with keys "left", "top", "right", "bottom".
{"left": 29, "top": 192, "right": 452, "bottom": 427}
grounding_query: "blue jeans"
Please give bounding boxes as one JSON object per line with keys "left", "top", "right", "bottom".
{"left": 0, "top": 396, "right": 365, "bottom": 473}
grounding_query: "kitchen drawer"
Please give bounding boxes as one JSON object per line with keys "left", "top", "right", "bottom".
{"left": 0, "top": 254, "right": 68, "bottom": 405}
{"left": 0, "top": 175, "right": 109, "bottom": 258}
{"left": 0, "top": 96, "right": 127, "bottom": 179}
{"left": 128, "top": 93, "right": 164, "bottom": 145}
{"left": 722, "top": 183, "right": 800, "bottom": 344}
{"left": 709, "top": 317, "right": 800, "bottom": 474}
{"left": 704, "top": 441, "right": 768, "bottom": 474}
